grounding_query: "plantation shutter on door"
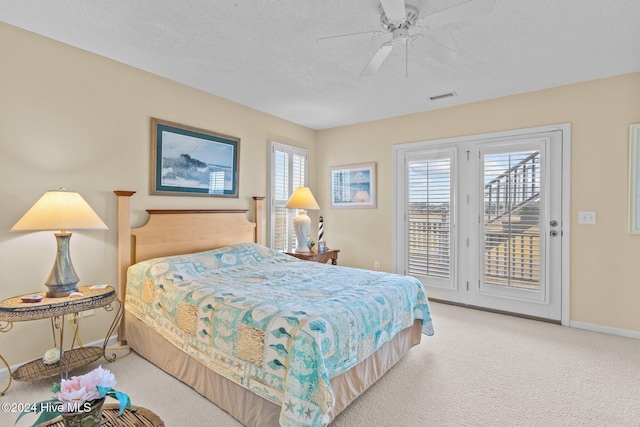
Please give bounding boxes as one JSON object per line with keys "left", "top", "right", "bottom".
{"left": 406, "top": 149, "right": 456, "bottom": 289}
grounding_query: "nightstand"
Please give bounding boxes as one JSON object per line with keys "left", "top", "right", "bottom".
{"left": 0, "top": 285, "right": 123, "bottom": 395}
{"left": 286, "top": 249, "right": 340, "bottom": 265}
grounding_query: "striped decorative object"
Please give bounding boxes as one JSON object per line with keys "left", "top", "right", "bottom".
{"left": 318, "top": 216, "right": 324, "bottom": 243}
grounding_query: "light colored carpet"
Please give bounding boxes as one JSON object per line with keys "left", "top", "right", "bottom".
{"left": 3, "top": 302, "right": 639, "bottom": 427}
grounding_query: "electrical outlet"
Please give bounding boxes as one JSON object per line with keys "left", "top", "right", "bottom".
{"left": 374, "top": 261, "right": 381, "bottom": 271}
{"left": 79, "top": 309, "right": 95, "bottom": 318}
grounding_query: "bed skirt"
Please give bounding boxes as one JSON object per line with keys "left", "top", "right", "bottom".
{"left": 123, "top": 311, "right": 422, "bottom": 426}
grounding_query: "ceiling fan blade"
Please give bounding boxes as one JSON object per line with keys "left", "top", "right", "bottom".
{"left": 421, "top": 0, "right": 495, "bottom": 27}
{"left": 421, "top": 35, "right": 458, "bottom": 63}
{"left": 380, "top": 0, "right": 406, "bottom": 22}
{"left": 360, "top": 43, "right": 394, "bottom": 77}
{"left": 316, "top": 30, "right": 385, "bottom": 43}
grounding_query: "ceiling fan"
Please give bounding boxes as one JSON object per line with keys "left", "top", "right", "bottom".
{"left": 318, "top": 0, "right": 496, "bottom": 76}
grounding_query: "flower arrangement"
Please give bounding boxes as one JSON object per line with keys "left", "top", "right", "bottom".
{"left": 16, "top": 365, "right": 131, "bottom": 427}
{"left": 306, "top": 238, "right": 316, "bottom": 250}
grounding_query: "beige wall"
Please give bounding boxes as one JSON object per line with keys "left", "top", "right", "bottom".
{"left": 317, "top": 72, "right": 640, "bottom": 333}
{"left": 0, "top": 23, "right": 317, "bottom": 365}
{"left": 1, "top": 21, "right": 639, "bottom": 371}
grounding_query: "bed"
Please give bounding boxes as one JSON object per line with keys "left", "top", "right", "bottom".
{"left": 114, "top": 191, "right": 433, "bottom": 427}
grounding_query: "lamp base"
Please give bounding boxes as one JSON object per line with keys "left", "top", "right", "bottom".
{"left": 293, "top": 211, "right": 311, "bottom": 253}
{"left": 45, "top": 232, "right": 79, "bottom": 298}
{"left": 45, "top": 285, "right": 78, "bottom": 298}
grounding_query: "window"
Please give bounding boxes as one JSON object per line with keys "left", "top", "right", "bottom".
{"left": 268, "top": 141, "right": 308, "bottom": 251}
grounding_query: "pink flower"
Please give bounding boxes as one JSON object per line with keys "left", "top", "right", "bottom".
{"left": 58, "top": 366, "right": 116, "bottom": 412}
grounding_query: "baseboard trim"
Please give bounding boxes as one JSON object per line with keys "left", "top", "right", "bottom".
{"left": 430, "top": 299, "right": 561, "bottom": 325}
{"left": 569, "top": 320, "right": 640, "bottom": 339}
{"left": 0, "top": 336, "right": 118, "bottom": 380}
{"left": 431, "top": 299, "right": 639, "bottom": 339}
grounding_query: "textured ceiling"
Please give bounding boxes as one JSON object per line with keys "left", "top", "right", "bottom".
{"left": 2, "top": 0, "right": 640, "bottom": 130}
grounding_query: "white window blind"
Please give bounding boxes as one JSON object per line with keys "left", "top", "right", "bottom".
{"left": 269, "top": 141, "right": 307, "bottom": 251}
{"left": 407, "top": 152, "right": 454, "bottom": 285}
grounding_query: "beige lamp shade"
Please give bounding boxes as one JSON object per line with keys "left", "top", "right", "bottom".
{"left": 284, "top": 187, "right": 320, "bottom": 210}
{"left": 11, "top": 190, "right": 108, "bottom": 232}
{"left": 10, "top": 189, "right": 108, "bottom": 297}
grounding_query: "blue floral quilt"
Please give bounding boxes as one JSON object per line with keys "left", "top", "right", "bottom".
{"left": 125, "top": 243, "right": 433, "bottom": 426}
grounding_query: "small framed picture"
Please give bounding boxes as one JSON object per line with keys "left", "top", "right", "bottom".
{"left": 317, "top": 242, "right": 326, "bottom": 252}
{"left": 330, "top": 162, "right": 376, "bottom": 209}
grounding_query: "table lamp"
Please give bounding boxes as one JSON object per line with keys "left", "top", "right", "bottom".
{"left": 284, "top": 187, "right": 320, "bottom": 253}
{"left": 10, "top": 189, "right": 108, "bottom": 297}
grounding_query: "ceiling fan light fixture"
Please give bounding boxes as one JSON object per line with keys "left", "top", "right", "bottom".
{"left": 319, "top": 0, "right": 495, "bottom": 77}
{"left": 392, "top": 28, "right": 411, "bottom": 42}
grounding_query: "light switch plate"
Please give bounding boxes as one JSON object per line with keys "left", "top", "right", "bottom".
{"left": 578, "top": 211, "right": 596, "bottom": 224}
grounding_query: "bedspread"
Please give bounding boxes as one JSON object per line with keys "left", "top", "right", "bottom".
{"left": 125, "top": 243, "right": 433, "bottom": 427}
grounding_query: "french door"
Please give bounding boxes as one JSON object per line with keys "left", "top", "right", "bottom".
{"left": 394, "top": 125, "right": 567, "bottom": 321}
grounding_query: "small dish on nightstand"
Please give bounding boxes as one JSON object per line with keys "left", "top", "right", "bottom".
{"left": 21, "top": 295, "right": 43, "bottom": 303}
{"left": 43, "top": 347, "right": 61, "bottom": 365}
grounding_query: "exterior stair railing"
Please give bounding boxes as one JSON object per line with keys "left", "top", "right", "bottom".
{"left": 484, "top": 152, "right": 539, "bottom": 225}
{"left": 483, "top": 151, "right": 541, "bottom": 287}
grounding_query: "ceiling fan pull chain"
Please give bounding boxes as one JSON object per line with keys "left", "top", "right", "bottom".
{"left": 406, "top": 41, "right": 409, "bottom": 78}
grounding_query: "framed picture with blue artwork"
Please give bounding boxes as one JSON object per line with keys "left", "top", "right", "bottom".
{"left": 629, "top": 123, "right": 640, "bottom": 234}
{"left": 330, "top": 162, "right": 376, "bottom": 209}
{"left": 150, "top": 118, "right": 240, "bottom": 197}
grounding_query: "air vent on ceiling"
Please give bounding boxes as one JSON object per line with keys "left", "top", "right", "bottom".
{"left": 429, "top": 91, "right": 457, "bottom": 101}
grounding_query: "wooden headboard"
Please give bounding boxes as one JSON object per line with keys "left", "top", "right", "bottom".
{"left": 114, "top": 191, "right": 264, "bottom": 324}
{"left": 114, "top": 190, "right": 264, "bottom": 291}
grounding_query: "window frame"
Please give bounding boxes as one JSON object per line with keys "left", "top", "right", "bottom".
{"left": 267, "top": 140, "right": 308, "bottom": 251}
